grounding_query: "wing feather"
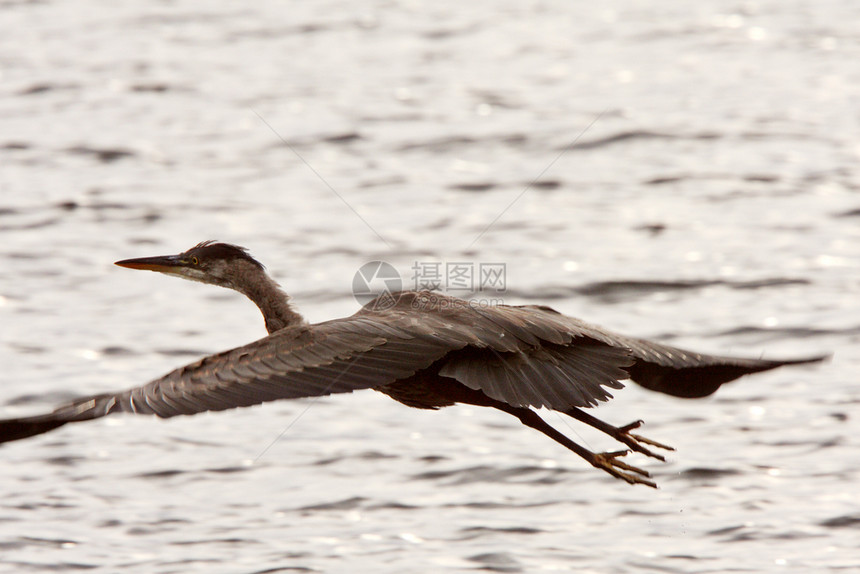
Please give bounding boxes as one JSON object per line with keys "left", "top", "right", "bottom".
{"left": 40, "top": 312, "right": 466, "bottom": 423}
{"left": 438, "top": 340, "right": 633, "bottom": 410}
{"left": 464, "top": 300, "right": 825, "bottom": 400}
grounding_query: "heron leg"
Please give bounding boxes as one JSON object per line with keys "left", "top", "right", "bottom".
{"left": 494, "top": 403, "right": 657, "bottom": 488}
{"left": 563, "top": 407, "right": 674, "bottom": 461}
{"left": 421, "top": 377, "right": 657, "bottom": 487}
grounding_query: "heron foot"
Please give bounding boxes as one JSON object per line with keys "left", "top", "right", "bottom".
{"left": 589, "top": 449, "right": 657, "bottom": 488}
{"left": 612, "top": 420, "right": 675, "bottom": 462}
{"left": 562, "top": 408, "right": 675, "bottom": 463}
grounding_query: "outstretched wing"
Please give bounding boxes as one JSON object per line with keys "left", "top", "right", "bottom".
{"left": 97, "top": 317, "right": 463, "bottom": 418}
{"left": 518, "top": 307, "right": 827, "bottom": 398}
{"left": 417, "top": 296, "right": 826, "bottom": 408}
{"left": 0, "top": 309, "right": 472, "bottom": 443}
{"left": 617, "top": 338, "right": 827, "bottom": 398}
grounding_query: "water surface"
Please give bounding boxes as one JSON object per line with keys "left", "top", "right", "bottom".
{"left": 1, "top": 1, "right": 858, "bottom": 572}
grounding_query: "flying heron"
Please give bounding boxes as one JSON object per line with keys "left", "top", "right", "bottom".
{"left": 0, "top": 241, "right": 826, "bottom": 487}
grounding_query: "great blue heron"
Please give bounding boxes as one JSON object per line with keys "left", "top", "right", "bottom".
{"left": 0, "top": 241, "right": 826, "bottom": 487}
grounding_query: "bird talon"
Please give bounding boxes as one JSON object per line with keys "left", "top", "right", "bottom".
{"left": 619, "top": 420, "right": 644, "bottom": 432}
{"left": 612, "top": 420, "right": 674, "bottom": 461}
{"left": 628, "top": 432, "right": 675, "bottom": 452}
{"left": 563, "top": 409, "right": 673, "bottom": 463}
{"left": 591, "top": 450, "right": 656, "bottom": 488}
{"left": 610, "top": 458, "right": 651, "bottom": 477}
{"left": 605, "top": 449, "right": 630, "bottom": 458}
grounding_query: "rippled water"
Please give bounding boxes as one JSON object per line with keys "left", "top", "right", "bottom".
{"left": 2, "top": 1, "right": 859, "bottom": 572}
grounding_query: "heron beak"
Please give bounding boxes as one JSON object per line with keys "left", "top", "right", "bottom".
{"left": 115, "top": 254, "right": 186, "bottom": 274}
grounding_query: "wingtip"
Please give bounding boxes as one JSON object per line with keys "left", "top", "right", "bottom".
{"left": 782, "top": 353, "right": 832, "bottom": 366}
{"left": 0, "top": 415, "right": 68, "bottom": 444}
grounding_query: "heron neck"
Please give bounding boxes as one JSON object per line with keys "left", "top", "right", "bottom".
{"left": 236, "top": 269, "right": 305, "bottom": 333}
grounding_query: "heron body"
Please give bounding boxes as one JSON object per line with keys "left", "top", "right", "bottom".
{"left": 0, "top": 242, "right": 826, "bottom": 487}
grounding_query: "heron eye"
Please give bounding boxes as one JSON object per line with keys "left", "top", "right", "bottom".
{"left": 191, "top": 256, "right": 199, "bottom": 265}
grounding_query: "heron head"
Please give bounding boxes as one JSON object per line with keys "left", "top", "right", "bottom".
{"left": 115, "top": 240, "right": 265, "bottom": 289}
